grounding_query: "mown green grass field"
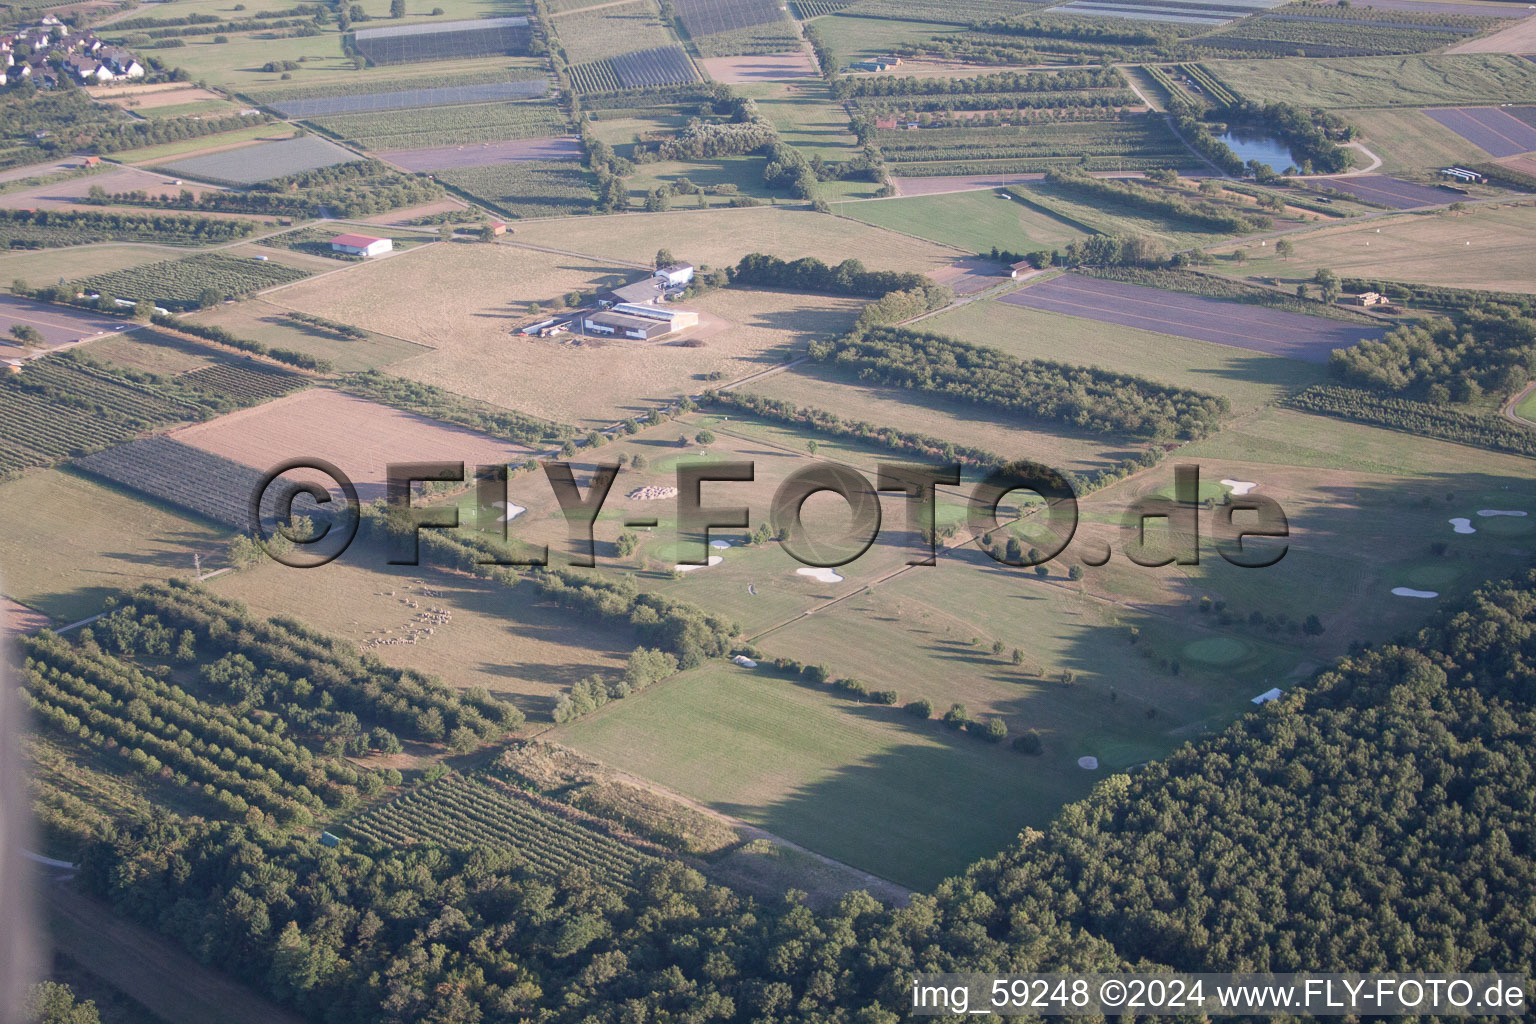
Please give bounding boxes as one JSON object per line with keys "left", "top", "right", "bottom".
{"left": 834, "top": 189, "right": 1090, "bottom": 254}
{"left": 1202, "top": 54, "right": 1536, "bottom": 109}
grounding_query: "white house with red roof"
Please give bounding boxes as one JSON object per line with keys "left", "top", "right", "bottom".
{"left": 329, "top": 233, "right": 392, "bottom": 257}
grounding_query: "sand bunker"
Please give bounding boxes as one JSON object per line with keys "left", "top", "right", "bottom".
{"left": 1449, "top": 517, "right": 1476, "bottom": 534}
{"left": 1077, "top": 756, "right": 1099, "bottom": 770}
{"left": 1221, "top": 479, "right": 1258, "bottom": 496}
{"left": 1477, "top": 509, "right": 1527, "bottom": 517}
{"left": 732, "top": 655, "right": 758, "bottom": 668}
{"left": 629, "top": 486, "right": 678, "bottom": 501}
{"left": 796, "top": 567, "right": 844, "bottom": 583}
{"left": 676, "top": 556, "right": 723, "bottom": 572}
{"left": 494, "top": 501, "right": 525, "bottom": 523}
{"left": 709, "top": 539, "right": 733, "bottom": 549}
{"left": 1391, "top": 587, "right": 1439, "bottom": 599}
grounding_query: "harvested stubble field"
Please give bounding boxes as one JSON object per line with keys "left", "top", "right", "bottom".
{"left": 699, "top": 51, "right": 819, "bottom": 83}
{"left": 0, "top": 469, "right": 229, "bottom": 622}
{"left": 1201, "top": 54, "right": 1536, "bottom": 108}
{"left": 507, "top": 206, "right": 961, "bottom": 275}
{"left": 211, "top": 553, "right": 642, "bottom": 718}
{"left": 393, "top": 284, "right": 867, "bottom": 427}
{"left": 1210, "top": 203, "right": 1536, "bottom": 294}
{"left": 0, "top": 245, "right": 172, "bottom": 286}
{"left": 270, "top": 240, "right": 638, "bottom": 344}
{"left": 186, "top": 299, "right": 427, "bottom": 373}
{"left": 171, "top": 388, "right": 536, "bottom": 502}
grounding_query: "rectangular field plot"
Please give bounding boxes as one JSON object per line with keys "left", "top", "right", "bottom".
{"left": 1309, "top": 174, "right": 1457, "bottom": 208}
{"left": 73, "top": 254, "right": 314, "bottom": 312}
{"left": 1423, "top": 106, "right": 1536, "bottom": 158}
{"left": 674, "top": 0, "right": 784, "bottom": 35}
{"left": 611, "top": 46, "right": 702, "bottom": 89}
{"left": 308, "top": 101, "right": 569, "bottom": 150}
{"left": 835, "top": 189, "right": 1090, "bottom": 254}
{"left": 343, "top": 771, "right": 662, "bottom": 886}
{"left": 211, "top": 554, "right": 644, "bottom": 715}
{"left": 879, "top": 118, "right": 1193, "bottom": 177}
{"left": 183, "top": 299, "right": 427, "bottom": 373}
{"left": 999, "top": 274, "right": 1387, "bottom": 363}
{"left": 0, "top": 294, "right": 133, "bottom": 350}
{"left": 157, "top": 135, "right": 360, "bottom": 185}
{"left": 352, "top": 17, "right": 532, "bottom": 64}
{"left": 381, "top": 136, "right": 582, "bottom": 171}
{"left": 1214, "top": 203, "right": 1536, "bottom": 294}
{"left": 0, "top": 469, "right": 229, "bottom": 622}
{"left": 74, "top": 437, "right": 268, "bottom": 530}
{"left": 1198, "top": 54, "right": 1536, "bottom": 108}
{"left": 923, "top": 297, "right": 1326, "bottom": 415}
{"left": 556, "top": 659, "right": 1099, "bottom": 890}
{"left": 269, "top": 79, "right": 549, "bottom": 118}
{"left": 1046, "top": 0, "right": 1277, "bottom": 26}
{"left": 171, "top": 388, "right": 535, "bottom": 503}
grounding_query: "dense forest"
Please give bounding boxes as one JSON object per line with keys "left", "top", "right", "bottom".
{"left": 1329, "top": 305, "right": 1536, "bottom": 401}
{"left": 808, "top": 326, "right": 1230, "bottom": 440}
{"left": 76, "top": 561, "right": 1536, "bottom": 1021}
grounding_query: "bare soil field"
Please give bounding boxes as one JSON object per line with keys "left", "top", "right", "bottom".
{"left": 101, "top": 86, "right": 229, "bottom": 110}
{"left": 380, "top": 135, "right": 583, "bottom": 171}
{"left": 700, "top": 50, "right": 819, "bottom": 83}
{"left": 171, "top": 388, "right": 535, "bottom": 502}
{"left": 386, "top": 285, "right": 867, "bottom": 427}
{"left": 1497, "top": 153, "right": 1536, "bottom": 176}
{"left": 0, "top": 166, "right": 224, "bottom": 210}
{"left": 1309, "top": 174, "right": 1451, "bottom": 209}
{"left": 0, "top": 294, "right": 135, "bottom": 349}
{"left": 506, "top": 206, "right": 959, "bottom": 275}
{"left": 929, "top": 256, "right": 1009, "bottom": 295}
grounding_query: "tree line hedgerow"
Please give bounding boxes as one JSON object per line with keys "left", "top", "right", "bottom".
{"left": 809, "top": 326, "right": 1231, "bottom": 441}
{"left": 73, "top": 565, "right": 1536, "bottom": 1020}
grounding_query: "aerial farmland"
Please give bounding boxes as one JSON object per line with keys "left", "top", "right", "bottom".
{"left": 3, "top": 0, "right": 1536, "bottom": 1017}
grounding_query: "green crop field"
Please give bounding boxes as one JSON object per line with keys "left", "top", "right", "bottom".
{"left": 556, "top": 660, "right": 1074, "bottom": 889}
{"left": 922, "top": 298, "right": 1328, "bottom": 415}
{"left": 550, "top": 0, "right": 680, "bottom": 64}
{"left": 834, "top": 189, "right": 1089, "bottom": 253}
{"left": 1202, "top": 54, "right": 1536, "bottom": 109}
{"left": 435, "top": 160, "right": 597, "bottom": 219}
{"left": 306, "top": 99, "right": 568, "bottom": 150}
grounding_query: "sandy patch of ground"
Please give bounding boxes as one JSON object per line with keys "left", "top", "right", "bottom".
{"left": 1496, "top": 153, "right": 1536, "bottom": 176}
{"left": 700, "top": 49, "right": 818, "bottom": 83}
{"left": 171, "top": 388, "right": 535, "bottom": 503}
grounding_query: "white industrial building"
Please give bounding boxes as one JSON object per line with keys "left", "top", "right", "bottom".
{"left": 329, "top": 233, "right": 392, "bottom": 258}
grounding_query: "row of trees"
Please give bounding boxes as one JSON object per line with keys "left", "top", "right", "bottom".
{"left": 810, "top": 325, "right": 1231, "bottom": 440}
{"left": 1044, "top": 169, "right": 1269, "bottom": 234}
{"left": 72, "top": 553, "right": 1536, "bottom": 1022}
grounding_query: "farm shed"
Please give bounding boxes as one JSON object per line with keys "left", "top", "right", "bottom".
{"left": 582, "top": 302, "right": 698, "bottom": 339}
{"left": 330, "top": 233, "right": 393, "bottom": 258}
{"left": 654, "top": 263, "right": 695, "bottom": 288}
{"left": 1009, "top": 260, "right": 1035, "bottom": 279}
